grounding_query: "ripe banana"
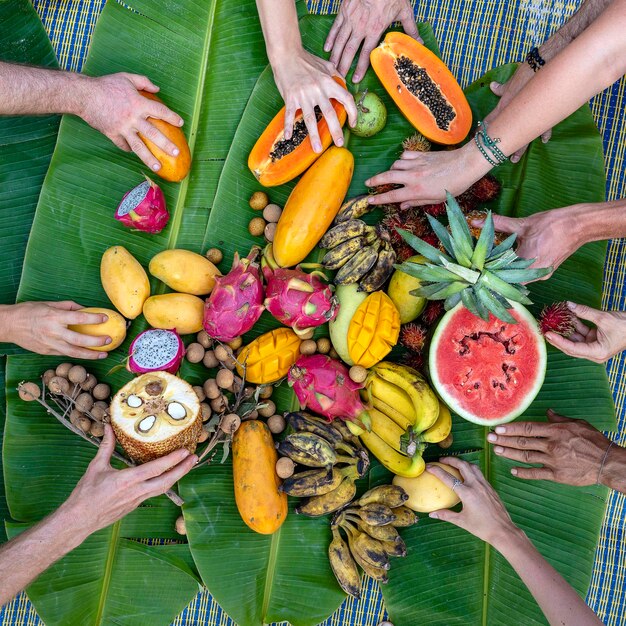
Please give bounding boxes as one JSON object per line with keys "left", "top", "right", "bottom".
{"left": 368, "top": 375, "right": 417, "bottom": 425}
{"left": 350, "top": 503, "right": 397, "bottom": 526}
{"left": 319, "top": 220, "right": 373, "bottom": 249}
{"left": 322, "top": 235, "right": 370, "bottom": 270}
{"left": 358, "top": 241, "right": 397, "bottom": 293}
{"left": 345, "top": 515, "right": 402, "bottom": 543}
{"left": 367, "top": 394, "right": 413, "bottom": 431}
{"left": 390, "top": 506, "right": 419, "bottom": 528}
{"left": 373, "top": 362, "right": 440, "bottom": 433}
{"left": 348, "top": 528, "right": 390, "bottom": 570}
{"left": 295, "top": 471, "right": 357, "bottom": 517}
{"left": 334, "top": 242, "right": 380, "bottom": 285}
{"left": 421, "top": 400, "right": 452, "bottom": 443}
{"left": 369, "top": 408, "right": 406, "bottom": 453}
{"left": 278, "top": 433, "right": 337, "bottom": 468}
{"left": 280, "top": 467, "right": 343, "bottom": 497}
{"left": 356, "top": 485, "right": 409, "bottom": 509}
{"left": 286, "top": 412, "right": 343, "bottom": 447}
{"left": 335, "top": 194, "right": 373, "bottom": 223}
{"left": 381, "top": 537, "right": 407, "bottom": 558}
{"left": 360, "top": 430, "right": 425, "bottom": 478}
{"left": 328, "top": 527, "right": 362, "bottom": 598}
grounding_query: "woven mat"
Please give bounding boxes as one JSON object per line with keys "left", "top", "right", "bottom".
{"left": 1, "top": 0, "right": 625, "bottom": 624}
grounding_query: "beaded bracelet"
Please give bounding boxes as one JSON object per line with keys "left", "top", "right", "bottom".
{"left": 474, "top": 121, "right": 508, "bottom": 167}
{"left": 526, "top": 46, "right": 546, "bottom": 72}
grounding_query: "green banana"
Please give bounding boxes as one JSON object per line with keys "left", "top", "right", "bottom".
{"left": 358, "top": 241, "right": 397, "bottom": 293}
{"left": 335, "top": 194, "right": 373, "bottom": 223}
{"left": 295, "top": 471, "right": 357, "bottom": 517}
{"left": 390, "top": 506, "right": 419, "bottom": 527}
{"left": 328, "top": 527, "right": 362, "bottom": 598}
{"left": 381, "top": 537, "right": 407, "bottom": 558}
{"left": 356, "top": 485, "right": 409, "bottom": 509}
{"left": 319, "top": 220, "right": 373, "bottom": 249}
{"left": 280, "top": 467, "right": 342, "bottom": 497}
{"left": 348, "top": 503, "right": 397, "bottom": 526}
{"left": 334, "top": 242, "right": 380, "bottom": 285}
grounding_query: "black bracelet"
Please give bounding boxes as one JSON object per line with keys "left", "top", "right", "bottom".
{"left": 526, "top": 46, "right": 545, "bottom": 72}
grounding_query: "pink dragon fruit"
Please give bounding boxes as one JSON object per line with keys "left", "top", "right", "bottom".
{"left": 128, "top": 329, "right": 185, "bottom": 374}
{"left": 203, "top": 247, "right": 265, "bottom": 342}
{"left": 115, "top": 177, "right": 169, "bottom": 234}
{"left": 288, "top": 354, "right": 371, "bottom": 429}
{"left": 263, "top": 267, "right": 339, "bottom": 335}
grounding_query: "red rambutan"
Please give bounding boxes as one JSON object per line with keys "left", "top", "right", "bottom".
{"left": 421, "top": 300, "right": 444, "bottom": 327}
{"left": 421, "top": 231, "right": 440, "bottom": 248}
{"left": 421, "top": 203, "right": 447, "bottom": 217}
{"left": 455, "top": 190, "right": 479, "bottom": 214}
{"left": 400, "top": 323, "right": 427, "bottom": 352}
{"left": 538, "top": 302, "right": 576, "bottom": 337}
{"left": 395, "top": 242, "right": 416, "bottom": 263}
{"left": 468, "top": 174, "right": 501, "bottom": 202}
{"left": 401, "top": 350, "right": 425, "bottom": 372}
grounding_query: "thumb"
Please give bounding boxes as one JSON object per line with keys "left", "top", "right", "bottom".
{"left": 93, "top": 423, "right": 115, "bottom": 467}
{"left": 546, "top": 408, "right": 572, "bottom": 423}
{"left": 567, "top": 302, "right": 603, "bottom": 325}
{"left": 544, "top": 332, "right": 597, "bottom": 360}
{"left": 429, "top": 509, "right": 460, "bottom": 523}
{"left": 491, "top": 214, "right": 521, "bottom": 234}
{"left": 127, "top": 73, "right": 159, "bottom": 93}
{"left": 490, "top": 81, "right": 505, "bottom": 97}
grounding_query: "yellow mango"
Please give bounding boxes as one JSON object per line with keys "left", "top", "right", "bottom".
{"left": 149, "top": 249, "right": 220, "bottom": 295}
{"left": 393, "top": 462, "right": 462, "bottom": 513}
{"left": 236, "top": 328, "right": 301, "bottom": 384}
{"left": 100, "top": 246, "right": 150, "bottom": 319}
{"left": 347, "top": 292, "right": 400, "bottom": 368}
{"left": 68, "top": 307, "right": 127, "bottom": 352}
{"left": 143, "top": 293, "right": 204, "bottom": 335}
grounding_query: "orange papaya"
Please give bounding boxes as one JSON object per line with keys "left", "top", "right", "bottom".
{"left": 248, "top": 77, "right": 348, "bottom": 187}
{"left": 370, "top": 32, "right": 471, "bottom": 145}
{"left": 232, "top": 420, "right": 288, "bottom": 534}
{"left": 138, "top": 92, "right": 192, "bottom": 182}
{"left": 273, "top": 146, "right": 354, "bottom": 268}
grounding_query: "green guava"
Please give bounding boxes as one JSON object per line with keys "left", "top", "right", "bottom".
{"left": 352, "top": 90, "right": 387, "bottom": 138}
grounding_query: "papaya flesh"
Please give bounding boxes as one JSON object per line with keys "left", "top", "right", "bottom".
{"left": 248, "top": 77, "right": 348, "bottom": 187}
{"left": 138, "top": 92, "right": 191, "bottom": 182}
{"left": 371, "top": 32, "right": 471, "bottom": 145}
{"left": 273, "top": 145, "right": 354, "bottom": 268}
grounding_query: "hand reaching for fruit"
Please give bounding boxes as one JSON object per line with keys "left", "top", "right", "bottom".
{"left": 324, "top": 0, "right": 421, "bottom": 83}
{"left": 0, "top": 301, "right": 111, "bottom": 359}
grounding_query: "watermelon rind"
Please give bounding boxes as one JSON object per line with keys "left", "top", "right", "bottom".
{"left": 428, "top": 301, "right": 547, "bottom": 426}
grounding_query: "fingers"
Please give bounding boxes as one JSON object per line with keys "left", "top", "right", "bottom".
{"left": 145, "top": 100, "right": 184, "bottom": 127}
{"left": 131, "top": 448, "right": 192, "bottom": 482}
{"left": 400, "top": 150, "right": 424, "bottom": 160}
{"left": 60, "top": 343, "right": 107, "bottom": 360}
{"left": 429, "top": 508, "right": 460, "bottom": 523}
{"left": 488, "top": 431, "right": 548, "bottom": 452}
{"left": 546, "top": 408, "right": 572, "bottom": 423}
{"left": 324, "top": 13, "right": 344, "bottom": 52}
{"left": 571, "top": 317, "right": 591, "bottom": 337}
{"left": 544, "top": 332, "right": 604, "bottom": 363}
{"left": 426, "top": 464, "right": 461, "bottom": 490}
{"left": 353, "top": 36, "right": 378, "bottom": 83}
{"left": 365, "top": 169, "right": 409, "bottom": 188}
{"left": 567, "top": 302, "right": 603, "bottom": 324}
{"left": 368, "top": 186, "right": 418, "bottom": 206}
{"left": 320, "top": 102, "right": 344, "bottom": 147}
{"left": 435, "top": 456, "right": 478, "bottom": 483}
{"left": 493, "top": 446, "right": 547, "bottom": 465}
{"left": 329, "top": 24, "right": 352, "bottom": 69}
{"left": 142, "top": 454, "right": 197, "bottom": 497}
{"left": 62, "top": 309, "right": 108, "bottom": 326}
{"left": 510, "top": 145, "right": 528, "bottom": 164}
{"left": 541, "top": 128, "right": 552, "bottom": 143}
{"left": 490, "top": 81, "right": 505, "bottom": 97}
{"left": 302, "top": 103, "right": 322, "bottom": 153}
{"left": 337, "top": 35, "right": 362, "bottom": 77}
{"left": 283, "top": 104, "right": 297, "bottom": 141}
{"left": 493, "top": 420, "right": 553, "bottom": 438}
{"left": 126, "top": 73, "right": 159, "bottom": 93}
{"left": 334, "top": 88, "right": 358, "bottom": 128}
{"left": 127, "top": 132, "right": 162, "bottom": 172}
{"left": 47, "top": 300, "right": 86, "bottom": 311}
{"left": 93, "top": 424, "right": 116, "bottom": 467}
{"left": 400, "top": 12, "right": 421, "bottom": 42}
{"left": 510, "top": 466, "right": 555, "bottom": 481}
{"left": 61, "top": 329, "right": 111, "bottom": 349}
{"left": 137, "top": 119, "right": 179, "bottom": 157}
{"left": 491, "top": 214, "right": 522, "bottom": 234}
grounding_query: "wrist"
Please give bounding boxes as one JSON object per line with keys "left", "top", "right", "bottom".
{"left": 64, "top": 73, "right": 92, "bottom": 119}
{"left": 0, "top": 304, "right": 17, "bottom": 343}
{"left": 490, "top": 524, "right": 527, "bottom": 554}
{"left": 461, "top": 139, "right": 493, "bottom": 184}
{"left": 599, "top": 442, "right": 626, "bottom": 490}
{"left": 267, "top": 36, "right": 303, "bottom": 68}
{"left": 54, "top": 497, "right": 95, "bottom": 546}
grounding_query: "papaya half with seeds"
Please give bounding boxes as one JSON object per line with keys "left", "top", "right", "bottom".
{"left": 370, "top": 32, "right": 471, "bottom": 145}
{"left": 138, "top": 92, "right": 191, "bottom": 182}
{"left": 273, "top": 146, "right": 354, "bottom": 268}
{"left": 232, "top": 420, "right": 288, "bottom": 534}
{"left": 248, "top": 76, "right": 348, "bottom": 187}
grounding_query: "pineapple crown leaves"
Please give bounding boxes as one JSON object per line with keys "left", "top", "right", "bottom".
{"left": 396, "top": 191, "right": 552, "bottom": 323}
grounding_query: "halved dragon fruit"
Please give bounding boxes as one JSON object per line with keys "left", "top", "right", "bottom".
{"left": 115, "top": 177, "right": 169, "bottom": 234}
{"left": 128, "top": 329, "right": 185, "bottom": 374}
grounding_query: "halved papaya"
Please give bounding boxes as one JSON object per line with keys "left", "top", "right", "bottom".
{"left": 370, "top": 32, "right": 471, "bottom": 145}
{"left": 248, "top": 76, "right": 348, "bottom": 187}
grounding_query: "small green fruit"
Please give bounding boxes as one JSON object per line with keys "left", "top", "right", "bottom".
{"left": 387, "top": 255, "right": 427, "bottom": 324}
{"left": 352, "top": 90, "right": 387, "bottom": 138}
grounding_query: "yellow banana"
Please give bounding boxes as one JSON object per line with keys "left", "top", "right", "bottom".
{"left": 369, "top": 408, "right": 405, "bottom": 453}
{"left": 421, "top": 401, "right": 452, "bottom": 443}
{"left": 369, "top": 396, "right": 413, "bottom": 430}
{"left": 373, "top": 362, "right": 439, "bottom": 433}
{"left": 359, "top": 430, "right": 425, "bottom": 478}
{"left": 368, "top": 374, "right": 416, "bottom": 424}
{"left": 328, "top": 527, "right": 361, "bottom": 598}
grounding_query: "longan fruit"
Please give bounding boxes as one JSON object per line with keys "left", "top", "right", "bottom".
{"left": 77, "top": 416, "right": 92, "bottom": 434}
{"left": 193, "top": 385, "right": 206, "bottom": 402}
{"left": 300, "top": 339, "right": 317, "bottom": 355}
{"left": 249, "top": 191, "right": 269, "bottom": 211}
{"left": 222, "top": 355, "right": 237, "bottom": 371}
{"left": 18, "top": 382, "right": 41, "bottom": 402}
{"left": 80, "top": 374, "right": 97, "bottom": 391}
{"left": 200, "top": 402, "right": 212, "bottom": 422}
{"left": 248, "top": 217, "right": 267, "bottom": 237}
{"left": 258, "top": 400, "right": 276, "bottom": 418}
{"left": 328, "top": 348, "right": 340, "bottom": 360}
{"left": 197, "top": 330, "right": 213, "bottom": 349}
{"left": 175, "top": 515, "right": 187, "bottom": 535}
{"left": 298, "top": 328, "right": 314, "bottom": 340}
{"left": 267, "top": 414, "right": 286, "bottom": 434}
{"left": 246, "top": 409, "right": 259, "bottom": 420}
{"left": 93, "top": 383, "right": 110, "bottom": 401}
{"left": 220, "top": 413, "right": 241, "bottom": 434}
{"left": 90, "top": 405, "right": 107, "bottom": 422}
{"left": 186, "top": 343, "right": 205, "bottom": 364}
{"left": 203, "top": 350, "right": 219, "bottom": 369}
{"left": 216, "top": 369, "right": 235, "bottom": 389}
{"left": 276, "top": 457, "right": 295, "bottom": 479}
{"left": 262, "top": 203, "right": 282, "bottom": 223}
{"left": 205, "top": 248, "right": 223, "bottom": 265}
{"left": 259, "top": 386, "right": 273, "bottom": 400}
{"left": 232, "top": 376, "right": 244, "bottom": 394}
{"left": 349, "top": 365, "right": 368, "bottom": 384}
{"left": 214, "top": 344, "right": 231, "bottom": 363}
{"left": 210, "top": 395, "right": 227, "bottom": 413}
{"left": 316, "top": 338, "right": 331, "bottom": 354}
{"left": 203, "top": 379, "right": 221, "bottom": 400}
{"left": 55, "top": 362, "right": 73, "bottom": 378}
{"left": 90, "top": 421, "right": 105, "bottom": 438}
{"left": 198, "top": 427, "right": 210, "bottom": 443}
{"left": 48, "top": 376, "right": 70, "bottom": 395}
{"left": 68, "top": 365, "right": 87, "bottom": 385}
{"left": 69, "top": 409, "right": 84, "bottom": 426}
{"left": 264, "top": 222, "right": 277, "bottom": 242}
{"left": 75, "top": 393, "right": 94, "bottom": 413}
{"left": 42, "top": 369, "right": 56, "bottom": 387}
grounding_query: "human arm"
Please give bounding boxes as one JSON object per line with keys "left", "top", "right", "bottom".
{"left": 0, "top": 62, "right": 183, "bottom": 171}
{"left": 0, "top": 301, "right": 111, "bottom": 360}
{"left": 486, "top": 408, "right": 626, "bottom": 492}
{"left": 255, "top": 0, "right": 357, "bottom": 152}
{"left": 0, "top": 424, "right": 196, "bottom": 607}
{"left": 427, "top": 457, "right": 604, "bottom": 626}
{"left": 366, "top": 0, "right": 626, "bottom": 207}
{"left": 324, "top": 0, "right": 421, "bottom": 83}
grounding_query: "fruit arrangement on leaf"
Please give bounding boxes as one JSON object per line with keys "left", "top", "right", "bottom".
{"left": 115, "top": 177, "right": 169, "bottom": 234}
{"left": 328, "top": 484, "right": 417, "bottom": 596}
{"left": 149, "top": 249, "right": 220, "bottom": 295}
{"left": 352, "top": 89, "right": 387, "bottom": 138}
{"left": 247, "top": 191, "right": 283, "bottom": 242}
{"left": 393, "top": 461, "right": 462, "bottom": 512}
{"left": 144, "top": 293, "right": 205, "bottom": 335}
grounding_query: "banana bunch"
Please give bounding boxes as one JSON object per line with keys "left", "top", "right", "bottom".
{"left": 328, "top": 484, "right": 418, "bottom": 597}
{"left": 319, "top": 217, "right": 396, "bottom": 293}
{"left": 354, "top": 362, "right": 452, "bottom": 477}
{"left": 277, "top": 412, "right": 370, "bottom": 517}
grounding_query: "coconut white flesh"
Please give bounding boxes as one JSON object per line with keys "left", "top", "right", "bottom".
{"left": 111, "top": 372, "right": 200, "bottom": 443}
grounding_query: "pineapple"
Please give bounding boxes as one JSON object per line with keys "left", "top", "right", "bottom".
{"left": 396, "top": 192, "right": 551, "bottom": 323}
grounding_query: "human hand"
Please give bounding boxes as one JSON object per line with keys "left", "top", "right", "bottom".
{"left": 484, "top": 64, "right": 552, "bottom": 163}
{"left": 78, "top": 72, "right": 184, "bottom": 172}
{"left": 1, "top": 301, "right": 112, "bottom": 360}
{"left": 324, "top": 0, "right": 421, "bottom": 83}
{"left": 487, "top": 409, "right": 612, "bottom": 485}
{"left": 62, "top": 424, "right": 196, "bottom": 535}
{"left": 366, "top": 142, "right": 488, "bottom": 209}
{"left": 544, "top": 303, "right": 626, "bottom": 363}
{"left": 271, "top": 47, "right": 357, "bottom": 152}
{"left": 427, "top": 457, "right": 519, "bottom": 548}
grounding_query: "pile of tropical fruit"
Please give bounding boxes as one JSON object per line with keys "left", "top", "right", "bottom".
{"left": 19, "top": 34, "right": 562, "bottom": 600}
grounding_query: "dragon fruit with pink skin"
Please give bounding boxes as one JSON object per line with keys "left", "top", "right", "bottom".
{"left": 115, "top": 177, "right": 169, "bottom": 234}
{"left": 263, "top": 266, "right": 339, "bottom": 335}
{"left": 203, "top": 247, "right": 265, "bottom": 342}
{"left": 288, "top": 354, "right": 371, "bottom": 429}
{"left": 128, "top": 329, "right": 185, "bottom": 374}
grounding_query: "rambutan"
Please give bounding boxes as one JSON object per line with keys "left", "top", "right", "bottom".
{"left": 455, "top": 190, "right": 479, "bottom": 214}
{"left": 395, "top": 243, "right": 416, "bottom": 263}
{"left": 468, "top": 174, "right": 501, "bottom": 202}
{"left": 369, "top": 183, "right": 402, "bottom": 196}
{"left": 400, "top": 323, "right": 427, "bottom": 352}
{"left": 421, "top": 231, "right": 439, "bottom": 248}
{"left": 538, "top": 302, "right": 576, "bottom": 337}
{"left": 421, "top": 203, "right": 447, "bottom": 217}
{"left": 402, "top": 132, "right": 431, "bottom": 153}
{"left": 401, "top": 350, "right": 425, "bottom": 372}
{"left": 464, "top": 210, "right": 507, "bottom": 245}
{"left": 421, "top": 300, "right": 444, "bottom": 327}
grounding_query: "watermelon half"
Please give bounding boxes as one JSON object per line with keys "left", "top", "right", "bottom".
{"left": 429, "top": 301, "right": 546, "bottom": 426}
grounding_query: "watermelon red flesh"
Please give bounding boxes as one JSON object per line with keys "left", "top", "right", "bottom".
{"left": 429, "top": 302, "right": 546, "bottom": 426}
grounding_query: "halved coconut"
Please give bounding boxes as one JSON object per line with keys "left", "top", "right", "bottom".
{"left": 110, "top": 371, "right": 201, "bottom": 463}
